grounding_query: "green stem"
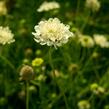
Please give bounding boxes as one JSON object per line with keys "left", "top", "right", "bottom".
{"left": 76, "top": 0, "right": 80, "bottom": 16}
{"left": 26, "top": 81, "right": 29, "bottom": 109}
{"left": 80, "top": 11, "right": 91, "bottom": 32}
{"left": 0, "top": 46, "right": 15, "bottom": 97}
{"left": 75, "top": 0, "right": 81, "bottom": 27}
{"left": 49, "top": 47, "right": 70, "bottom": 109}
{"left": 0, "top": 55, "right": 16, "bottom": 71}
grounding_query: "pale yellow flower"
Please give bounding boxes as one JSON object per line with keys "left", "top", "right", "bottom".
{"left": 79, "top": 35, "right": 94, "bottom": 48}
{"left": 32, "top": 58, "right": 44, "bottom": 67}
{"left": 94, "top": 34, "right": 109, "bottom": 48}
{"left": 0, "top": 1, "right": 7, "bottom": 16}
{"left": 0, "top": 26, "right": 15, "bottom": 45}
{"left": 90, "top": 83, "right": 98, "bottom": 91}
{"left": 37, "top": 1, "right": 60, "bottom": 12}
{"left": 85, "top": 0, "right": 100, "bottom": 12}
{"left": 32, "top": 18, "right": 74, "bottom": 48}
{"left": 90, "top": 83, "right": 105, "bottom": 95}
{"left": 78, "top": 100, "right": 90, "bottom": 109}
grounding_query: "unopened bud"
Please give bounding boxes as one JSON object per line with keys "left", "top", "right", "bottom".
{"left": 20, "top": 65, "right": 34, "bottom": 81}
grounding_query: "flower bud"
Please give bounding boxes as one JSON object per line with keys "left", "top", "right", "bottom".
{"left": 90, "top": 83, "right": 105, "bottom": 95}
{"left": 78, "top": 100, "right": 90, "bottom": 109}
{"left": 32, "top": 58, "right": 44, "bottom": 67}
{"left": 18, "top": 90, "right": 25, "bottom": 100}
{"left": 19, "top": 65, "right": 34, "bottom": 81}
{"left": 85, "top": 0, "right": 100, "bottom": 12}
{"left": 25, "top": 48, "right": 33, "bottom": 57}
{"left": 0, "top": 97, "right": 7, "bottom": 106}
{"left": 29, "top": 85, "right": 37, "bottom": 93}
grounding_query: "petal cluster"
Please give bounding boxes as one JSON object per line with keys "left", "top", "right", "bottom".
{"left": 94, "top": 34, "right": 109, "bottom": 48}
{"left": 32, "top": 18, "right": 73, "bottom": 48}
{"left": 0, "top": 26, "right": 15, "bottom": 45}
{"left": 78, "top": 35, "right": 94, "bottom": 48}
{"left": 85, "top": 0, "right": 100, "bottom": 12}
{"left": 37, "top": 1, "right": 60, "bottom": 12}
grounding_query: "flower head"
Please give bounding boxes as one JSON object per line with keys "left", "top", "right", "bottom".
{"left": 37, "top": 1, "right": 60, "bottom": 12}
{"left": 94, "top": 34, "right": 109, "bottom": 48}
{"left": 85, "top": 0, "right": 100, "bottom": 12}
{"left": 32, "top": 58, "right": 44, "bottom": 67}
{"left": 78, "top": 35, "right": 94, "bottom": 48}
{"left": 19, "top": 65, "right": 34, "bottom": 81}
{"left": 0, "top": 1, "right": 7, "bottom": 16}
{"left": 68, "top": 63, "right": 78, "bottom": 73}
{"left": 104, "top": 105, "right": 109, "bottom": 109}
{"left": 0, "top": 26, "right": 15, "bottom": 45}
{"left": 78, "top": 100, "right": 90, "bottom": 109}
{"left": 90, "top": 83, "right": 105, "bottom": 95}
{"left": 32, "top": 18, "right": 73, "bottom": 48}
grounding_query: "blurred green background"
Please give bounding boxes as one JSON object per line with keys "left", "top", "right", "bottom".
{"left": 0, "top": 0, "right": 109, "bottom": 109}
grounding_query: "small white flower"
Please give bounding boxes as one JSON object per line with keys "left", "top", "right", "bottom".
{"left": 78, "top": 35, "right": 94, "bottom": 48}
{"left": 37, "top": 1, "right": 60, "bottom": 12}
{"left": 85, "top": 0, "right": 100, "bottom": 12}
{"left": 0, "top": 1, "right": 7, "bottom": 16}
{"left": 0, "top": 26, "right": 15, "bottom": 45}
{"left": 32, "top": 18, "right": 73, "bottom": 48}
{"left": 94, "top": 34, "right": 109, "bottom": 48}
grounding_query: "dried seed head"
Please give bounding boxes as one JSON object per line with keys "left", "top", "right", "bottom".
{"left": 18, "top": 90, "right": 25, "bottom": 100}
{"left": 20, "top": 65, "right": 34, "bottom": 81}
{"left": 68, "top": 63, "right": 79, "bottom": 73}
{"left": 25, "top": 48, "right": 33, "bottom": 57}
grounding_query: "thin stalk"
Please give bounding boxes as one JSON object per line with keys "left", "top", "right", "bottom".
{"left": 49, "top": 47, "right": 70, "bottom": 109}
{"left": 76, "top": 0, "right": 80, "bottom": 16}
{"left": 80, "top": 10, "right": 91, "bottom": 32}
{"left": 75, "top": 0, "right": 81, "bottom": 27}
{"left": 0, "top": 46, "right": 15, "bottom": 97}
{"left": 26, "top": 81, "right": 29, "bottom": 109}
{"left": 0, "top": 55, "right": 15, "bottom": 71}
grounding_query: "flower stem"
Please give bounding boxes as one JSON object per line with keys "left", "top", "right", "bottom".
{"left": 75, "top": 0, "right": 81, "bottom": 27}
{"left": 49, "top": 47, "right": 70, "bottom": 109}
{"left": 76, "top": 0, "right": 80, "bottom": 16}
{"left": 26, "top": 81, "right": 29, "bottom": 109}
{"left": 80, "top": 10, "right": 91, "bottom": 32}
{"left": 0, "top": 55, "right": 15, "bottom": 71}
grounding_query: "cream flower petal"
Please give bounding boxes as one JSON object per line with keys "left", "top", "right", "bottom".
{"left": 0, "top": 26, "right": 15, "bottom": 45}
{"left": 32, "top": 18, "right": 74, "bottom": 48}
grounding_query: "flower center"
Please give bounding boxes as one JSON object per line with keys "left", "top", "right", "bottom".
{"left": 84, "top": 38, "right": 88, "bottom": 42}
{"left": 48, "top": 29, "right": 55, "bottom": 33}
